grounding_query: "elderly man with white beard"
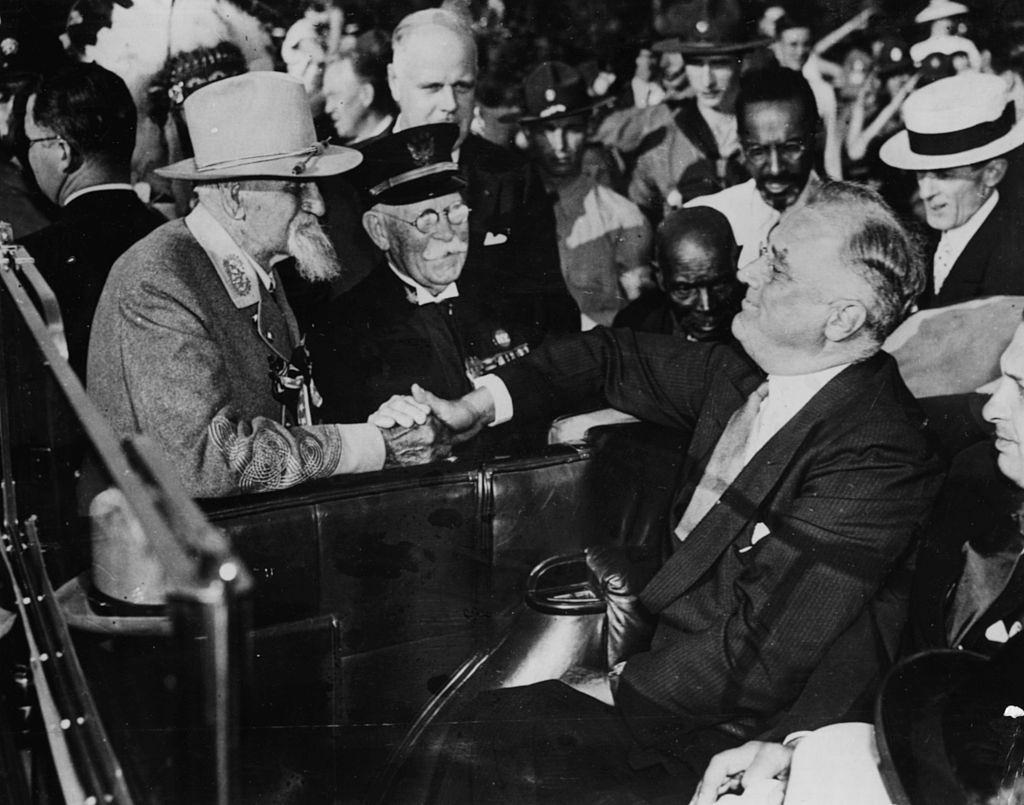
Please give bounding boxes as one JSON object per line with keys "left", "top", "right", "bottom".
{"left": 308, "top": 123, "right": 532, "bottom": 425}
{"left": 87, "top": 73, "right": 446, "bottom": 498}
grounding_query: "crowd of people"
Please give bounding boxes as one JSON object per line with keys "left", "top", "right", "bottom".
{"left": 5, "top": 0, "right": 1024, "bottom": 801}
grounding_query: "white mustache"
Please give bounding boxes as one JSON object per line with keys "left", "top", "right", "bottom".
{"left": 422, "top": 238, "right": 469, "bottom": 261}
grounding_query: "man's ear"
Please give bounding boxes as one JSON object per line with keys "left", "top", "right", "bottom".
{"left": 824, "top": 300, "right": 868, "bottom": 342}
{"left": 982, "top": 157, "right": 1009, "bottom": 189}
{"left": 359, "top": 82, "right": 375, "bottom": 111}
{"left": 363, "top": 209, "right": 391, "bottom": 251}
{"left": 223, "top": 182, "right": 245, "bottom": 220}
{"left": 55, "top": 138, "right": 80, "bottom": 175}
{"left": 386, "top": 63, "right": 399, "bottom": 101}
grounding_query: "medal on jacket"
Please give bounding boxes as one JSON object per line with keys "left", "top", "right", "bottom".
{"left": 268, "top": 340, "right": 323, "bottom": 427}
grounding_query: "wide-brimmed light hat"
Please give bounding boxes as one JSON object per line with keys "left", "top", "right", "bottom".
{"left": 157, "top": 71, "right": 362, "bottom": 181}
{"left": 914, "top": 0, "right": 969, "bottom": 25}
{"left": 880, "top": 73, "right": 1024, "bottom": 171}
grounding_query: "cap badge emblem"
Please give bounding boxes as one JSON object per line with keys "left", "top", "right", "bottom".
{"left": 696, "top": 19, "right": 709, "bottom": 34}
{"left": 1, "top": 37, "right": 18, "bottom": 57}
{"left": 545, "top": 88, "right": 556, "bottom": 101}
{"left": 406, "top": 131, "right": 435, "bottom": 167}
{"left": 223, "top": 255, "right": 252, "bottom": 296}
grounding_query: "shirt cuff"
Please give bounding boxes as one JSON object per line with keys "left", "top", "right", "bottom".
{"left": 473, "top": 374, "right": 513, "bottom": 426}
{"left": 332, "top": 423, "right": 386, "bottom": 473}
{"left": 782, "top": 730, "right": 812, "bottom": 747}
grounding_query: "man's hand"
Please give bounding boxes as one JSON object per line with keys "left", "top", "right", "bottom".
{"left": 369, "top": 384, "right": 494, "bottom": 443}
{"left": 379, "top": 414, "right": 452, "bottom": 467}
{"left": 689, "top": 741, "right": 794, "bottom": 805}
{"left": 586, "top": 546, "right": 656, "bottom": 667}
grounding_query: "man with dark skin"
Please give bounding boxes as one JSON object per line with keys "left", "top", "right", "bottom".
{"left": 614, "top": 206, "right": 741, "bottom": 341}
{"left": 687, "top": 65, "right": 821, "bottom": 269}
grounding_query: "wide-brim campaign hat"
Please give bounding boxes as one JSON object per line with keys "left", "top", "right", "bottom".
{"left": 875, "top": 635, "right": 1024, "bottom": 804}
{"left": 880, "top": 72, "right": 1024, "bottom": 171}
{"left": 350, "top": 122, "right": 466, "bottom": 207}
{"left": 157, "top": 71, "right": 362, "bottom": 181}
{"left": 652, "top": 0, "right": 768, "bottom": 56}
{"left": 517, "top": 61, "right": 614, "bottom": 125}
{"left": 915, "top": 0, "right": 970, "bottom": 25}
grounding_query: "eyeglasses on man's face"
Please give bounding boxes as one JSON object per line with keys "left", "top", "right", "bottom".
{"left": 26, "top": 135, "right": 62, "bottom": 149}
{"left": 741, "top": 138, "right": 810, "bottom": 165}
{"left": 381, "top": 200, "right": 471, "bottom": 235}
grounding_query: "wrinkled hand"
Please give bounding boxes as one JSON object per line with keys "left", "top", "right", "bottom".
{"left": 689, "top": 741, "right": 794, "bottom": 805}
{"left": 586, "top": 546, "right": 656, "bottom": 668}
{"left": 380, "top": 413, "right": 452, "bottom": 467}
{"left": 368, "top": 384, "right": 491, "bottom": 443}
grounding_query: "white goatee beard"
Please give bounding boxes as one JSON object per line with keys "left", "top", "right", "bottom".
{"left": 288, "top": 215, "right": 343, "bottom": 283}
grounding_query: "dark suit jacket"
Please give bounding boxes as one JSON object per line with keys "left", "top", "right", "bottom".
{"left": 495, "top": 329, "right": 944, "bottom": 771}
{"left": 906, "top": 440, "right": 1024, "bottom": 656}
{"left": 926, "top": 194, "right": 1024, "bottom": 308}
{"left": 308, "top": 266, "right": 529, "bottom": 423}
{"left": 17, "top": 189, "right": 165, "bottom": 379}
{"left": 457, "top": 134, "right": 579, "bottom": 343}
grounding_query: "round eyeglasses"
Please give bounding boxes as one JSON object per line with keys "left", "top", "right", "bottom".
{"left": 380, "top": 201, "right": 471, "bottom": 235}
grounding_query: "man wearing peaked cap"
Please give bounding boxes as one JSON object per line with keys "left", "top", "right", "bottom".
{"left": 87, "top": 72, "right": 447, "bottom": 498}
{"left": 307, "top": 123, "right": 532, "bottom": 427}
{"left": 518, "top": 61, "right": 653, "bottom": 330}
{"left": 880, "top": 72, "right": 1024, "bottom": 308}
{"left": 628, "top": 0, "right": 766, "bottom": 223}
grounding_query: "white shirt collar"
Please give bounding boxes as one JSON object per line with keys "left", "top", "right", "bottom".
{"left": 186, "top": 203, "right": 276, "bottom": 304}
{"left": 388, "top": 262, "right": 459, "bottom": 305}
{"left": 935, "top": 189, "right": 1000, "bottom": 283}
{"left": 746, "top": 362, "right": 850, "bottom": 461}
{"left": 63, "top": 182, "right": 137, "bottom": 207}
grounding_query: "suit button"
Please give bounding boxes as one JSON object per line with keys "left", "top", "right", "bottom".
{"left": 266, "top": 331, "right": 274, "bottom": 341}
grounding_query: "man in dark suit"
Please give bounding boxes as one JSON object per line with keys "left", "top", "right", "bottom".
{"left": 372, "top": 181, "right": 945, "bottom": 801}
{"left": 385, "top": 7, "right": 578, "bottom": 345}
{"left": 18, "top": 63, "right": 165, "bottom": 379}
{"left": 880, "top": 71, "right": 1024, "bottom": 309}
{"left": 308, "top": 124, "right": 530, "bottom": 424}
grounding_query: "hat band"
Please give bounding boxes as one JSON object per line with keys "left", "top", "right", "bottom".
{"left": 370, "top": 162, "right": 459, "bottom": 197}
{"left": 197, "top": 141, "right": 324, "bottom": 174}
{"left": 908, "top": 102, "right": 1015, "bottom": 156}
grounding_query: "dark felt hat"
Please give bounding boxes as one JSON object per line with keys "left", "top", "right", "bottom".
{"left": 876, "top": 635, "right": 1024, "bottom": 804}
{"left": 517, "top": 61, "right": 613, "bottom": 125}
{"left": 652, "top": 0, "right": 768, "bottom": 57}
{"left": 351, "top": 123, "right": 466, "bottom": 207}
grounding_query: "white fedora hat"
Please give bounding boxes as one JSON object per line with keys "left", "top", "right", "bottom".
{"left": 157, "top": 71, "right": 362, "bottom": 181}
{"left": 880, "top": 72, "right": 1024, "bottom": 171}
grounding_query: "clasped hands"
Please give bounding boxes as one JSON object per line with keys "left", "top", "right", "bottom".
{"left": 369, "top": 383, "right": 489, "bottom": 467}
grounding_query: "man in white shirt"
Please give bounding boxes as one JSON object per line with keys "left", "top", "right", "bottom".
{"left": 880, "top": 72, "right": 1024, "bottom": 307}
{"left": 372, "top": 181, "right": 943, "bottom": 802}
{"left": 687, "top": 66, "right": 821, "bottom": 269}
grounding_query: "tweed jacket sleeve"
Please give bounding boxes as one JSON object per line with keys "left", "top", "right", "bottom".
{"left": 96, "top": 246, "right": 384, "bottom": 498}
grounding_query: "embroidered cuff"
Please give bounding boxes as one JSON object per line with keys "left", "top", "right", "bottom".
{"left": 333, "top": 423, "right": 387, "bottom": 473}
{"left": 473, "top": 374, "right": 513, "bottom": 426}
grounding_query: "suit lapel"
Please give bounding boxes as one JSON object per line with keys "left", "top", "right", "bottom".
{"left": 935, "top": 201, "right": 1004, "bottom": 304}
{"left": 643, "top": 356, "right": 884, "bottom": 612}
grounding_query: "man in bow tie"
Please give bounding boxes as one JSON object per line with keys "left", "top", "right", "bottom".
{"left": 374, "top": 181, "right": 945, "bottom": 802}
{"left": 88, "top": 72, "right": 446, "bottom": 498}
{"left": 307, "top": 123, "right": 530, "bottom": 426}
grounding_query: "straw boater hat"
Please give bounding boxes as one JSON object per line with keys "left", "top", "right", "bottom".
{"left": 914, "top": 0, "right": 970, "bottom": 25}
{"left": 880, "top": 72, "right": 1024, "bottom": 171}
{"left": 157, "top": 71, "right": 362, "bottom": 181}
{"left": 517, "top": 62, "right": 614, "bottom": 126}
{"left": 653, "top": 0, "right": 768, "bottom": 56}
